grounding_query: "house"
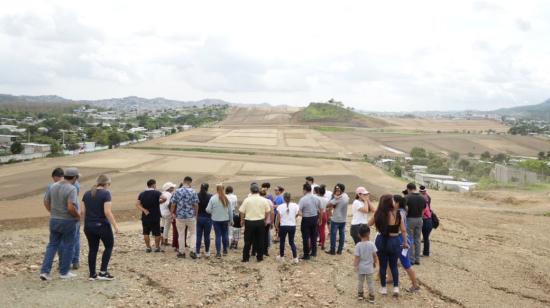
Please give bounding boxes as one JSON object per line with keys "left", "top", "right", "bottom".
{"left": 412, "top": 165, "right": 428, "bottom": 173}
{"left": 415, "top": 173, "right": 455, "bottom": 187}
{"left": 0, "top": 134, "right": 17, "bottom": 145}
{"left": 21, "top": 143, "right": 51, "bottom": 154}
{"left": 128, "top": 127, "right": 147, "bottom": 133}
{"left": 431, "top": 179, "right": 477, "bottom": 193}
{"left": 145, "top": 130, "right": 165, "bottom": 139}
{"left": 375, "top": 158, "right": 395, "bottom": 170}
{"left": 492, "top": 164, "right": 540, "bottom": 185}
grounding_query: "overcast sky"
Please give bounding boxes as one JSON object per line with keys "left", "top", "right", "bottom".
{"left": 0, "top": 0, "right": 549, "bottom": 111}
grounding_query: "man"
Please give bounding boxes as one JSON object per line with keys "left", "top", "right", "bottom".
{"left": 170, "top": 176, "right": 199, "bottom": 259}
{"left": 40, "top": 167, "right": 81, "bottom": 281}
{"left": 136, "top": 179, "right": 166, "bottom": 253}
{"left": 240, "top": 184, "right": 271, "bottom": 262}
{"left": 305, "top": 176, "right": 319, "bottom": 191}
{"left": 405, "top": 183, "right": 426, "bottom": 265}
{"left": 299, "top": 183, "right": 322, "bottom": 260}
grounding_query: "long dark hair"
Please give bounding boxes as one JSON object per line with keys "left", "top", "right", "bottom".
{"left": 393, "top": 195, "right": 406, "bottom": 210}
{"left": 283, "top": 192, "right": 291, "bottom": 213}
{"left": 374, "top": 194, "right": 395, "bottom": 234}
{"left": 198, "top": 183, "right": 209, "bottom": 201}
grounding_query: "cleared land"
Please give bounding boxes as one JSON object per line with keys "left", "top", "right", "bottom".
{"left": 1, "top": 107, "right": 550, "bottom": 307}
{"left": 379, "top": 117, "right": 509, "bottom": 133}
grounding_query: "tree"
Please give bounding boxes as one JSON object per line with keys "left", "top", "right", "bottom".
{"left": 450, "top": 151, "right": 460, "bottom": 161}
{"left": 492, "top": 153, "right": 509, "bottom": 163}
{"left": 427, "top": 156, "right": 450, "bottom": 175}
{"left": 538, "top": 151, "right": 546, "bottom": 160}
{"left": 108, "top": 131, "right": 123, "bottom": 148}
{"left": 458, "top": 159, "right": 471, "bottom": 171}
{"left": 468, "top": 152, "right": 475, "bottom": 158}
{"left": 480, "top": 151, "right": 491, "bottom": 161}
{"left": 410, "top": 147, "right": 427, "bottom": 158}
{"left": 393, "top": 165, "right": 403, "bottom": 177}
{"left": 10, "top": 141, "right": 23, "bottom": 154}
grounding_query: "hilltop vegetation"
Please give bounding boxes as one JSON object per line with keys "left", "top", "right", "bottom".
{"left": 496, "top": 98, "right": 550, "bottom": 121}
{"left": 296, "top": 99, "right": 388, "bottom": 127}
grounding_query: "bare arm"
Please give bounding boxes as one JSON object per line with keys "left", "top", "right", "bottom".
{"left": 136, "top": 199, "right": 149, "bottom": 215}
{"left": 354, "top": 255, "right": 360, "bottom": 271}
{"left": 367, "top": 216, "right": 375, "bottom": 227}
{"left": 193, "top": 203, "right": 198, "bottom": 217}
{"left": 372, "top": 252, "right": 378, "bottom": 268}
{"left": 43, "top": 199, "right": 51, "bottom": 213}
{"left": 67, "top": 197, "right": 80, "bottom": 219}
{"left": 170, "top": 202, "right": 176, "bottom": 215}
{"left": 104, "top": 202, "right": 120, "bottom": 233}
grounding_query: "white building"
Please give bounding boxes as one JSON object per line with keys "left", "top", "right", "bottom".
{"left": 21, "top": 143, "right": 51, "bottom": 154}
{"left": 431, "top": 179, "right": 477, "bottom": 193}
{"left": 415, "top": 173, "right": 455, "bottom": 187}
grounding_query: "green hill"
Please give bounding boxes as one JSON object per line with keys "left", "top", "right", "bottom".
{"left": 495, "top": 98, "right": 550, "bottom": 121}
{"left": 296, "top": 102, "right": 388, "bottom": 127}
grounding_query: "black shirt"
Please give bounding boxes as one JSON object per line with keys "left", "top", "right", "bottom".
{"left": 197, "top": 192, "right": 212, "bottom": 218}
{"left": 82, "top": 189, "right": 112, "bottom": 225}
{"left": 138, "top": 189, "right": 162, "bottom": 221}
{"left": 406, "top": 193, "right": 426, "bottom": 218}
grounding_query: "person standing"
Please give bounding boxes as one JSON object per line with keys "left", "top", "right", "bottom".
{"left": 240, "top": 184, "right": 271, "bottom": 262}
{"left": 420, "top": 185, "right": 433, "bottom": 257}
{"left": 354, "top": 225, "right": 377, "bottom": 303}
{"left": 371, "top": 194, "right": 409, "bottom": 296}
{"left": 160, "top": 182, "right": 176, "bottom": 246}
{"left": 82, "top": 175, "right": 119, "bottom": 281}
{"left": 272, "top": 186, "right": 285, "bottom": 243}
{"left": 275, "top": 192, "right": 300, "bottom": 263}
{"left": 260, "top": 188, "right": 275, "bottom": 257}
{"left": 196, "top": 183, "right": 213, "bottom": 258}
{"left": 405, "top": 183, "right": 426, "bottom": 265}
{"left": 136, "top": 179, "right": 166, "bottom": 253}
{"left": 170, "top": 176, "right": 199, "bottom": 259}
{"left": 350, "top": 187, "right": 373, "bottom": 245}
{"left": 393, "top": 195, "right": 420, "bottom": 292}
{"left": 206, "top": 184, "right": 233, "bottom": 258}
{"left": 314, "top": 186, "right": 329, "bottom": 251}
{"left": 305, "top": 176, "right": 319, "bottom": 191}
{"left": 40, "top": 167, "right": 81, "bottom": 280}
{"left": 326, "top": 183, "right": 349, "bottom": 255}
{"left": 226, "top": 186, "right": 240, "bottom": 249}
{"left": 298, "top": 183, "right": 322, "bottom": 260}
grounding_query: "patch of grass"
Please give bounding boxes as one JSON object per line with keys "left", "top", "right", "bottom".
{"left": 476, "top": 177, "right": 550, "bottom": 191}
{"left": 313, "top": 126, "right": 354, "bottom": 132}
{"left": 132, "top": 146, "right": 257, "bottom": 156}
{"left": 543, "top": 212, "right": 550, "bottom": 217}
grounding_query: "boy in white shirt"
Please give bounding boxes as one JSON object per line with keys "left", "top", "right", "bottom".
{"left": 354, "top": 225, "right": 377, "bottom": 303}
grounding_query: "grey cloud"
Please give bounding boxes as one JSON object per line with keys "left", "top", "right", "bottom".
{"left": 515, "top": 19, "right": 531, "bottom": 32}
{"left": 472, "top": 1, "right": 504, "bottom": 12}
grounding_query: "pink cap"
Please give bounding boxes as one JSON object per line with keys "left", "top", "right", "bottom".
{"left": 355, "top": 187, "right": 369, "bottom": 195}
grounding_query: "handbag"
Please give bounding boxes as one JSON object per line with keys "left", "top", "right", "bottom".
{"left": 432, "top": 212, "right": 440, "bottom": 229}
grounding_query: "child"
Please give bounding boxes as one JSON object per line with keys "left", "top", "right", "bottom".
{"left": 354, "top": 225, "right": 377, "bottom": 303}
{"left": 230, "top": 206, "right": 241, "bottom": 249}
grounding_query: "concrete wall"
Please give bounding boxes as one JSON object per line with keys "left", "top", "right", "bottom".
{"left": 492, "top": 164, "right": 540, "bottom": 184}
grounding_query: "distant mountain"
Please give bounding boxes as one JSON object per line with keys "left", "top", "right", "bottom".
{"left": 0, "top": 94, "right": 232, "bottom": 110}
{"left": 494, "top": 98, "right": 550, "bottom": 121}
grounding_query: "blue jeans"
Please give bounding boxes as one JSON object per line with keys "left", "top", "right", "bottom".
{"left": 375, "top": 235, "right": 401, "bottom": 287}
{"left": 58, "top": 221, "right": 81, "bottom": 265}
{"left": 196, "top": 216, "right": 212, "bottom": 254}
{"left": 422, "top": 218, "right": 433, "bottom": 256}
{"left": 41, "top": 218, "right": 77, "bottom": 275}
{"left": 329, "top": 221, "right": 346, "bottom": 253}
{"left": 212, "top": 220, "right": 229, "bottom": 255}
{"left": 279, "top": 226, "right": 297, "bottom": 258}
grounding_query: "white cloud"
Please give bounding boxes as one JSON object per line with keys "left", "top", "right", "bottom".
{"left": 0, "top": 0, "right": 549, "bottom": 111}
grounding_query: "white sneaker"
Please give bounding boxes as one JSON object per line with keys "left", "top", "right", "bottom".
{"left": 379, "top": 287, "right": 387, "bottom": 295}
{"left": 60, "top": 272, "right": 77, "bottom": 279}
{"left": 293, "top": 258, "right": 299, "bottom": 264}
{"left": 40, "top": 273, "right": 52, "bottom": 281}
{"left": 393, "top": 287, "right": 400, "bottom": 297}
{"left": 204, "top": 251, "right": 211, "bottom": 258}
{"left": 276, "top": 256, "right": 284, "bottom": 262}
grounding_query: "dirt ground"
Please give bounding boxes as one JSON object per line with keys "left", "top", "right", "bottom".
{"left": 1, "top": 107, "right": 550, "bottom": 307}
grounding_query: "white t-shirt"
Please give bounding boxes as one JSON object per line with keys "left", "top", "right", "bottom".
{"left": 316, "top": 195, "right": 329, "bottom": 211}
{"left": 160, "top": 191, "right": 172, "bottom": 217}
{"left": 324, "top": 191, "right": 333, "bottom": 201}
{"left": 277, "top": 202, "right": 299, "bottom": 226}
{"left": 351, "top": 200, "right": 369, "bottom": 225}
{"left": 227, "top": 193, "right": 238, "bottom": 215}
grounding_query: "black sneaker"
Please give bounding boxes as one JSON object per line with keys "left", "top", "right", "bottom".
{"left": 72, "top": 263, "right": 80, "bottom": 270}
{"left": 154, "top": 247, "right": 164, "bottom": 253}
{"left": 368, "top": 294, "right": 375, "bottom": 303}
{"left": 336, "top": 251, "right": 342, "bottom": 255}
{"left": 358, "top": 292, "right": 364, "bottom": 300}
{"left": 145, "top": 248, "right": 152, "bottom": 253}
{"left": 89, "top": 274, "right": 98, "bottom": 281}
{"left": 177, "top": 252, "right": 186, "bottom": 258}
{"left": 325, "top": 250, "right": 336, "bottom": 255}
{"left": 300, "top": 255, "right": 310, "bottom": 260}
{"left": 98, "top": 272, "right": 114, "bottom": 281}
{"left": 190, "top": 252, "right": 198, "bottom": 259}
{"left": 216, "top": 254, "right": 222, "bottom": 259}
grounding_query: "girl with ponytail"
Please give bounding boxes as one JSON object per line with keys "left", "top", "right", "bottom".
{"left": 275, "top": 192, "right": 300, "bottom": 263}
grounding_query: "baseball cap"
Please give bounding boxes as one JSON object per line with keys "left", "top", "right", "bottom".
{"left": 355, "top": 187, "right": 369, "bottom": 195}
{"left": 64, "top": 167, "right": 80, "bottom": 177}
{"left": 162, "top": 182, "right": 176, "bottom": 191}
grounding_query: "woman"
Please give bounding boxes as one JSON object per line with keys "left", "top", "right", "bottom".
{"left": 81, "top": 174, "right": 119, "bottom": 281}
{"left": 326, "top": 183, "right": 349, "bottom": 255}
{"left": 206, "top": 184, "right": 233, "bottom": 258}
{"left": 350, "top": 187, "right": 373, "bottom": 245}
{"left": 314, "top": 186, "right": 329, "bottom": 250}
{"left": 275, "top": 192, "right": 300, "bottom": 263}
{"left": 393, "top": 195, "right": 420, "bottom": 292}
{"left": 370, "top": 194, "right": 409, "bottom": 296}
{"left": 160, "top": 182, "right": 176, "bottom": 246}
{"left": 196, "top": 183, "right": 212, "bottom": 258}
{"left": 420, "top": 186, "right": 433, "bottom": 257}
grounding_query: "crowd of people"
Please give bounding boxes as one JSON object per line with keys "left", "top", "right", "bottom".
{"left": 39, "top": 170, "right": 436, "bottom": 303}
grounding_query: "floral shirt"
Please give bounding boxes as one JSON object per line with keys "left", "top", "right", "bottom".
{"left": 171, "top": 187, "right": 199, "bottom": 219}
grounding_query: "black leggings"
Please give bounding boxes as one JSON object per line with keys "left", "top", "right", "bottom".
{"left": 84, "top": 222, "right": 114, "bottom": 276}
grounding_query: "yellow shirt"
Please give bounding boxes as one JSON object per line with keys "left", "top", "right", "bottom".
{"left": 239, "top": 194, "right": 270, "bottom": 221}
